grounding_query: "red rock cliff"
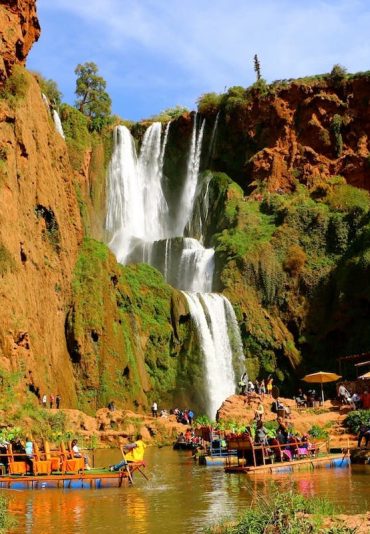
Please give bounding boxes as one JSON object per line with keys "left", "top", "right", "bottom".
{"left": 0, "top": 0, "right": 40, "bottom": 83}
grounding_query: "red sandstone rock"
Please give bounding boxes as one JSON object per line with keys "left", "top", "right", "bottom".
{"left": 0, "top": 1, "right": 40, "bottom": 82}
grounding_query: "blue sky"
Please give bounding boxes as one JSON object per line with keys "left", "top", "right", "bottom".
{"left": 27, "top": 0, "right": 370, "bottom": 121}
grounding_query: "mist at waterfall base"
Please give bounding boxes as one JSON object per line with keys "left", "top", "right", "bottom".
{"left": 106, "top": 116, "right": 244, "bottom": 418}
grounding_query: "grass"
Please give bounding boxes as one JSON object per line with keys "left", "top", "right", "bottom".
{"left": 206, "top": 485, "right": 357, "bottom": 533}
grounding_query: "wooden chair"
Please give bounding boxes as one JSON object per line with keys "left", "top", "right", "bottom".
{"left": 6, "top": 444, "right": 28, "bottom": 475}
{"left": 33, "top": 443, "right": 52, "bottom": 475}
{"left": 44, "top": 441, "right": 62, "bottom": 472}
{"left": 60, "top": 442, "right": 84, "bottom": 473}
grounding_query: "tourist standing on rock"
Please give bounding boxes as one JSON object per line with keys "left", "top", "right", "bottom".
{"left": 42, "top": 394, "right": 47, "bottom": 408}
{"left": 255, "top": 401, "right": 264, "bottom": 421}
{"left": 56, "top": 394, "right": 61, "bottom": 409}
{"left": 239, "top": 371, "right": 248, "bottom": 395}
{"left": 152, "top": 401, "right": 158, "bottom": 418}
{"left": 265, "top": 375, "right": 273, "bottom": 396}
{"left": 49, "top": 394, "right": 54, "bottom": 409}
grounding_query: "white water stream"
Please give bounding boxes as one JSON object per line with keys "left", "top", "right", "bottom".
{"left": 106, "top": 115, "right": 243, "bottom": 417}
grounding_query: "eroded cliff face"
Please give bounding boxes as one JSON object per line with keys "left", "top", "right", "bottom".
{"left": 0, "top": 0, "right": 40, "bottom": 83}
{"left": 0, "top": 69, "right": 83, "bottom": 404}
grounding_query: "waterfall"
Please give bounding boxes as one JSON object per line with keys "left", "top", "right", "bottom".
{"left": 106, "top": 116, "right": 244, "bottom": 417}
{"left": 176, "top": 115, "right": 205, "bottom": 234}
{"left": 182, "top": 292, "right": 241, "bottom": 418}
{"left": 106, "top": 123, "right": 170, "bottom": 262}
{"left": 52, "top": 110, "right": 65, "bottom": 139}
{"left": 138, "top": 122, "right": 169, "bottom": 240}
{"left": 207, "top": 111, "right": 219, "bottom": 164}
{"left": 177, "top": 238, "right": 214, "bottom": 292}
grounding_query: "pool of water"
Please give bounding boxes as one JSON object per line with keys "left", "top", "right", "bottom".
{"left": 6, "top": 448, "right": 370, "bottom": 533}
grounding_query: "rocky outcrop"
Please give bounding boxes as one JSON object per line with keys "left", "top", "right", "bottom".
{"left": 0, "top": 0, "right": 40, "bottom": 82}
{"left": 191, "top": 76, "right": 370, "bottom": 192}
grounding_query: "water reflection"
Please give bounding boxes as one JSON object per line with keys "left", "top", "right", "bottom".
{"left": 6, "top": 448, "right": 370, "bottom": 534}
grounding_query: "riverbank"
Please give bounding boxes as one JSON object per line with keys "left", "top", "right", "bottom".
{"left": 208, "top": 486, "right": 370, "bottom": 533}
{"left": 0, "top": 392, "right": 358, "bottom": 450}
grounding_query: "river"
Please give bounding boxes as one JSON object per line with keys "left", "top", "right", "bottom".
{"left": 7, "top": 448, "right": 370, "bottom": 533}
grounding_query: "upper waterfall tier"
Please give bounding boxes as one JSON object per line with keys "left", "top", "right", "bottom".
{"left": 106, "top": 123, "right": 171, "bottom": 263}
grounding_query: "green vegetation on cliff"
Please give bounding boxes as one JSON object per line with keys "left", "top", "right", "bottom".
{"left": 211, "top": 175, "right": 370, "bottom": 385}
{"left": 68, "top": 238, "right": 191, "bottom": 412}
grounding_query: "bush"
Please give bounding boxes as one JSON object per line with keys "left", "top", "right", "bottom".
{"left": 283, "top": 245, "right": 307, "bottom": 275}
{"left": 197, "top": 92, "right": 222, "bottom": 115}
{"left": 331, "top": 114, "right": 343, "bottom": 157}
{"left": 329, "top": 64, "right": 347, "bottom": 86}
{"left": 32, "top": 72, "right": 62, "bottom": 106}
{"left": 345, "top": 410, "right": 370, "bottom": 433}
{"left": 308, "top": 424, "right": 329, "bottom": 440}
{"left": 150, "top": 105, "right": 189, "bottom": 122}
{"left": 0, "top": 66, "right": 29, "bottom": 105}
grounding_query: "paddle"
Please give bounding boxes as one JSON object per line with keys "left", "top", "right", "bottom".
{"left": 120, "top": 447, "right": 134, "bottom": 485}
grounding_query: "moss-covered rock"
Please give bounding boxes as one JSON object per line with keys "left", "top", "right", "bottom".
{"left": 67, "top": 238, "right": 196, "bottom": 413}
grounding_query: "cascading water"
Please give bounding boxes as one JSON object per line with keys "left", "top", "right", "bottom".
{"left": 207, "top": 111, "right": 219, "bottom": 165}
{"left": 106, "top": 114, "right": 244, "bottom": 418}
{"left": 106, "top": 122, "right": 170, "bottom": 263}
{"left": 183, "top": 293, "right": 243, "bottom": 418}
{"left": 176, "top": 115, "right": 205, "bottom": 235}
{"left": 52, "top": 110, "right": 65, "bottom": 139}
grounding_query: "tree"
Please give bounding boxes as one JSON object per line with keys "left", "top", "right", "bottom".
{"left": 253, "top": 54, "right": 261, "bottom": 81}
{"left": 74, "top": 62, "right": 112, "bottom": 130}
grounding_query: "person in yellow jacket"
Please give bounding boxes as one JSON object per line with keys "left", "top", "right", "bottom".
{"left": 109, "top": 434, "right": 146, "bottom": 471}
{"left": 124, "top": 434, "right": 146, "bottom": 462}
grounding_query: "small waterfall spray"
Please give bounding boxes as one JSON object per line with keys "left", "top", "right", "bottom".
{"left": 207, "top": 111, "right": 219, "bottom": 164}
{"left": 52, "top": 110, "right": 65, "bottom": 139}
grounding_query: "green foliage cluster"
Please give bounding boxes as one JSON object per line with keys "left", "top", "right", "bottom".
{"left": 75, "top": 62, "right": 112, "bottom": 132}
{"left": 197, "top": 93, "right": 223, "bottom": 115}
{"left": 150, "top": 105, "right": 189, "bottom": 122}
{"left": 0, "top": 495, "right": 16, "bottom": 533}
{"left": 32, "top": 71, "right": 62, "bottom": 106}
{"left": 308, "top": 424, "right": 329, "bottom": 440}
{"left": 216, "top": 176, "right": 370, "bottom": 382}
{"left": 331, "top": 114, "right": 343, "bottom": 156}
{"left": 60, "top": 103, "right": 91, "bottom": 170}
{"left": 208, "top": 485, "right": 352, "bottom": 534}
{"left": 344, "top": 410, "right": 370, "bottom": 433}
{"left": 0, "top": 242, "right": 16, "bottom": 276}
{"left": 0, "top": 66, "right": 29, "bottom": 106}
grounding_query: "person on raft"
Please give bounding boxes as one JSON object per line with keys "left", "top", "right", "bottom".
{"left": 109, "top": 434, "right": 146, "bottom": 471}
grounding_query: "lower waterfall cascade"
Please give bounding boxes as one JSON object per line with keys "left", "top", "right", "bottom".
{"left": 106, "top": 115, "right": 244, "bottom": 417}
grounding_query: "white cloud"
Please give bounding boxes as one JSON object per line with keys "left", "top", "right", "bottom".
{"left": 32, "top": 0, "right": 370, "bottom": 117}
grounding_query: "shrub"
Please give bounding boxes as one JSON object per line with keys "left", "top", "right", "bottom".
{"left": 150, "top": 105, "right": 189, "bottom": 122}
{"left": 283, "top": 245, "right": 307, "bottom": 275}
{"left": 331, "top": 114, "right": 343, "bottom": 157}
{"left": 197, "top": 92, "right": 222, "bottom": 115}
{"left": 0, "top": 66, "right": 29, "bottom": 105}
{"left": 308, "top": 424, "right": 329, "bottom": 440}
{"left": 32, "top": 72, "right": 62, "bottom": 106}
{"left": 329, "top": 64, "right": 348, "bottom": 86}
{"left": 345, "top": 410, "right": 370, "bottom": 433}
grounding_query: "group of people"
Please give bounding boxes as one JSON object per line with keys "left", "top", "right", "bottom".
{"left": 239, "top": 373, "right": 274, "bottom": 396}
{"left": 338, "top": 384, "right": 370, "bottom": 410}
{"left": 41, "top": 393, "right": 61, "bottom": 409}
